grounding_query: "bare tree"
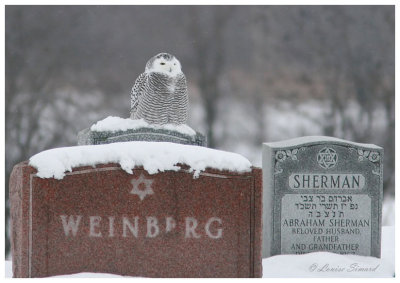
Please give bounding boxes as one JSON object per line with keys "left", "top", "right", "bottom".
{"left": 185, "top": 6, "right": 234, "bottom": 148}
{"left": 253, "top": 6, "right": 394, "bottom": 194}
{"left": 5, "top": 6, "right": 107, "bottom": 257}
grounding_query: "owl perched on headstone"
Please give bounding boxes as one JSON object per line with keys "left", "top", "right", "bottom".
{"left": 130, "top": 53, "right": 189, "bottom": 125}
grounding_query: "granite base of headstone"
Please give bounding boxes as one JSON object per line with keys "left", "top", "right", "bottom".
{"left": 77, "top": 126, "right": 206, "bottom": 147}
{"left": 262, "top": 136, "right": 383, "bottom": 258}
{"left": 10, "top": 162, "right": 262, "bottom": 278}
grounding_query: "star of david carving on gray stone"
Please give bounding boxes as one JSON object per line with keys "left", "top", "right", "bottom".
{"left": 317, "top": 147, "right": 338, "bottom": 169}
{"left": 129, "top": 173, "right": 154, "bottom": 201}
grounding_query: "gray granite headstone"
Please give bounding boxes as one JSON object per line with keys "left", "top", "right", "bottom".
{"left": 77, "top": 126, "right": 207, "bottom": 147}
{"left": 262, "top": 136, "right": 383, "bottom": 258}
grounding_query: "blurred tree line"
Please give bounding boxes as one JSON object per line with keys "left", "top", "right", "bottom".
{"left": 5, "top": 6, "right": 394, "bottom": 257}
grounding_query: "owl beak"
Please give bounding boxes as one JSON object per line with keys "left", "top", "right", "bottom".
{"left": 169, "top": 67, "right": 172, "bottom": 72}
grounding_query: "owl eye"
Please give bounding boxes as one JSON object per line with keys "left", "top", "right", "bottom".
{"left": 160, "top": 62, "right": 165, "bottom": 65}
{"left": 174, "top": 63, "right": 176, "bottom": 65}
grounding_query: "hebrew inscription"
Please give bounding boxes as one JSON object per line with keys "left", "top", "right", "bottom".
{"left": 281, "top": 194, "right": 371, "bottom": 255}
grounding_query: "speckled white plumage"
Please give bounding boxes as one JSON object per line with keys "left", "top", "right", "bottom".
{"left": 130, "top": 53, "right": 188, "bottom": 125}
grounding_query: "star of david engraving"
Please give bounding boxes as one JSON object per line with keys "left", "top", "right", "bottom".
{"left": 129, "top": 173, "right": 154, "bottom": 201}
{"left": 317, "top": 147, "right": 338, "bottom": 169}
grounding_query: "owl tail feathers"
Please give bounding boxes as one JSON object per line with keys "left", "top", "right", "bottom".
{"left": 130, "top": 102, "right": 138, "bottom": 119}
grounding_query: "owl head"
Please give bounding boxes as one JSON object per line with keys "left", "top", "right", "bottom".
{"left": 145, "top": 53, "right": 182, "bottom": 77}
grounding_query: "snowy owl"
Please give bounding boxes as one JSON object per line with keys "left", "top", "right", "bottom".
{"left": 130, "top": 53, "right": 188, "bottom": 125}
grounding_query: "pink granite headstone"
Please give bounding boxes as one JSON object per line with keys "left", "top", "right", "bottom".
{"left": 10, "top": 162, "right": 262, "bottom": 278}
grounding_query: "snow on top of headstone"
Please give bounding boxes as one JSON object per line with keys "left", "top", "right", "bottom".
{"left": 90, "top": 116, "right": 197, "bottom": 136}
{"left": 263, "top": 136, "right": 382, "bottom": 149}
{"left": 29, "top": 141, "right": 252, "bottom": 180}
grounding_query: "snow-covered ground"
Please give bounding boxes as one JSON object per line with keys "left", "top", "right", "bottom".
{"left": 262, "top": 226, "right": 395, "bottom": 278}
{"left": 5, "top": 226, "right": 394, "bottom": 278}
